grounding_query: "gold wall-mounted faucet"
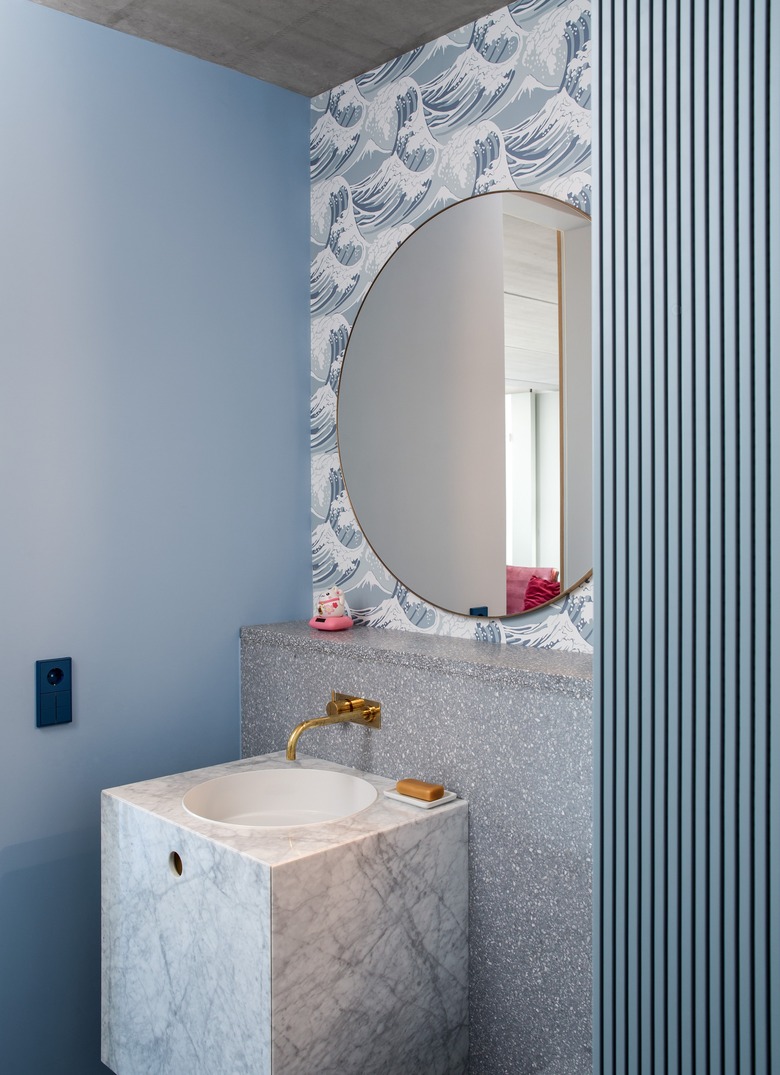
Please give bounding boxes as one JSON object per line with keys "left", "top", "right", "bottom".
{"left": 286, "top": 691, "right": 382, "bottom": 761}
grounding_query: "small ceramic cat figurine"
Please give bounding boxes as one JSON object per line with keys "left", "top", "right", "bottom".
{"left": 309, "top": 587, "right": 354, "bottom": 630}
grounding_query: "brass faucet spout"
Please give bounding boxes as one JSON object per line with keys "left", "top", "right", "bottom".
{"left": 285, "top": 714, "right": 350, "bottom": 761}
{"left": 286, "top": 692, "right": 381, "bottom": 761}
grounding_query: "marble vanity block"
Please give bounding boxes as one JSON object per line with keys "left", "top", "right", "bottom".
{"left": 101, "top": 753, "right": 468, "bottom": 1075}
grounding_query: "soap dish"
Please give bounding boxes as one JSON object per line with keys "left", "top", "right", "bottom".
{"left": 384, "top": 788, "right": 458, "bottom": 810}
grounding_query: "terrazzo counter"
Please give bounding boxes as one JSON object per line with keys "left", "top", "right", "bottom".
{"left": 241, "top": 622, "right": 593, "bottom": 1075}
{"left": 101, "top": 752, "right": 468, "bottom": 1075}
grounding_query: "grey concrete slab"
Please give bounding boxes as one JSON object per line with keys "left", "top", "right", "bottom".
{"left": 32, "top": 0, "right": 509, "bottom": 95}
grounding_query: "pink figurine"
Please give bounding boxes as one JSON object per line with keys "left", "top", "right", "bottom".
{"left": 309, "top": 587, "right": 354, "bottom": 631}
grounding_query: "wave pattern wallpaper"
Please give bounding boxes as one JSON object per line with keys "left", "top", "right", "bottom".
{"left": 310, "top": 0, "right": 592, "bottom": 650}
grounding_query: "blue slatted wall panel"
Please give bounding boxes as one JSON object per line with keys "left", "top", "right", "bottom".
{"left": 593, "top": 1, "right": 779, "bottom": 1073}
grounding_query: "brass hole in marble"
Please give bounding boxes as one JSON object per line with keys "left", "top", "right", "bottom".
{"left": 169, "top": 851, "right": 183, "bottom": 877}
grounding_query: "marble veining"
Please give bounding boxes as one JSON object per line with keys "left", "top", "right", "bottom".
{"left": 102, "top": 752, "right": 468, "bottom": 1075}
{"left": 273, "top": 810, "right": 468, "bottom": 1074}
{"left": 101, "top": 794, "right": 273, "bottom": 1075}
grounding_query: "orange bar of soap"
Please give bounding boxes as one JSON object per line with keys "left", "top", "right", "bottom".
{"left": 396, "top": 778, "right": 445, "bottom": 802}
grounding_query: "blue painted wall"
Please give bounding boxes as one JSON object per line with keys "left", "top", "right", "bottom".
{"left": 0, "top": 2, "right": 310, "bottom": 1071}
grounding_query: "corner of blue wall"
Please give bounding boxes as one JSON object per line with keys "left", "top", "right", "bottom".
{"left": 0, "top": 2, "right": 311, "bottom": 1070}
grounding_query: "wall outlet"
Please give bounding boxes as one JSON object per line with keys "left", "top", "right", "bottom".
{"left": 36, "top": 658, "right": 72, "bottom": 727}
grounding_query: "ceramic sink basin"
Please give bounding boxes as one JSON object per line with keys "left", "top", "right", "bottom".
{"left": 181, "top": 766, "right": 378, "bottom": 828}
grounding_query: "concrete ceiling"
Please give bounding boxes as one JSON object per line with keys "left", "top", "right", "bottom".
{"left": 32, "top": 0, "right": 507, "bottom": 97}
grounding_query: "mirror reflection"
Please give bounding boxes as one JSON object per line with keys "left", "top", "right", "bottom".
{"left": 337, "top": 190, "right": 591, "bottom": 619}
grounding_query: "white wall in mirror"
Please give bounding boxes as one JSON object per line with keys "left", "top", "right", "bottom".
{"left": 338, "top": 195, "right": 508, "bottom": 617}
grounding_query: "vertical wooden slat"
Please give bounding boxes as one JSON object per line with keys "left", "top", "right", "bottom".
{"left": 624, "top": 0, "right": 641, "bottom": 1071}
{"left": 714, "top": 3, "right": 728, "bottom": 1069}
{"left": 774, "top": 5, "right": 780, "bottom": 1058}
{"left": 637, "top": 6, "right": 654, "bottom": 1068}
{"left": 678, "top": 0, "right": 696, "bottom": 1069}
{"left": 593, "top": 2, "right": 776, "bottom": 1073}
{"left": 692, "top": 3, "right": 715, "bottom": 1072}
{"left": 756, "top": 5, "right": 775, "bottom": 1071}
{"left": 720, "top": 2, "right": 739, "bottom": 1069}
{"left": 592, "top": 0, "right": 610, "bottom": 1068}
{"left": 772, "top": 0, "right": 780, "bottom": 1051}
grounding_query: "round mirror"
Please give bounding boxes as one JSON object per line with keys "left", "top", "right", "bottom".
{"left": 336, "top": 190, "right": 591, "bottom": 619}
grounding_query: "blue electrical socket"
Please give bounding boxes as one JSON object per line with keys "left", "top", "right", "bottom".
{"left": 36, "top": 658, "right": 72, "bottom": 727}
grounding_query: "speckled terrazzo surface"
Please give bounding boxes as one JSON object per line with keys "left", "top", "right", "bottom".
{"left": 241, "top": 621, "right": 593, "bottom": 695}
{"left": 241, "top": 622, "right": 593, "bottom": 1075}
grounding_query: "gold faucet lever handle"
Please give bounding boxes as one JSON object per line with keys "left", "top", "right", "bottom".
{"left": 327, "top": 691, "right": 365, "bottom": 716}
{"left": 327, "top": 691, "right": 382, "bottom": 724}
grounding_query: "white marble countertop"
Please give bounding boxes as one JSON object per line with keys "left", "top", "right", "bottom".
{"left": 103, "top": 752, "right": 467, "bottom": 868}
